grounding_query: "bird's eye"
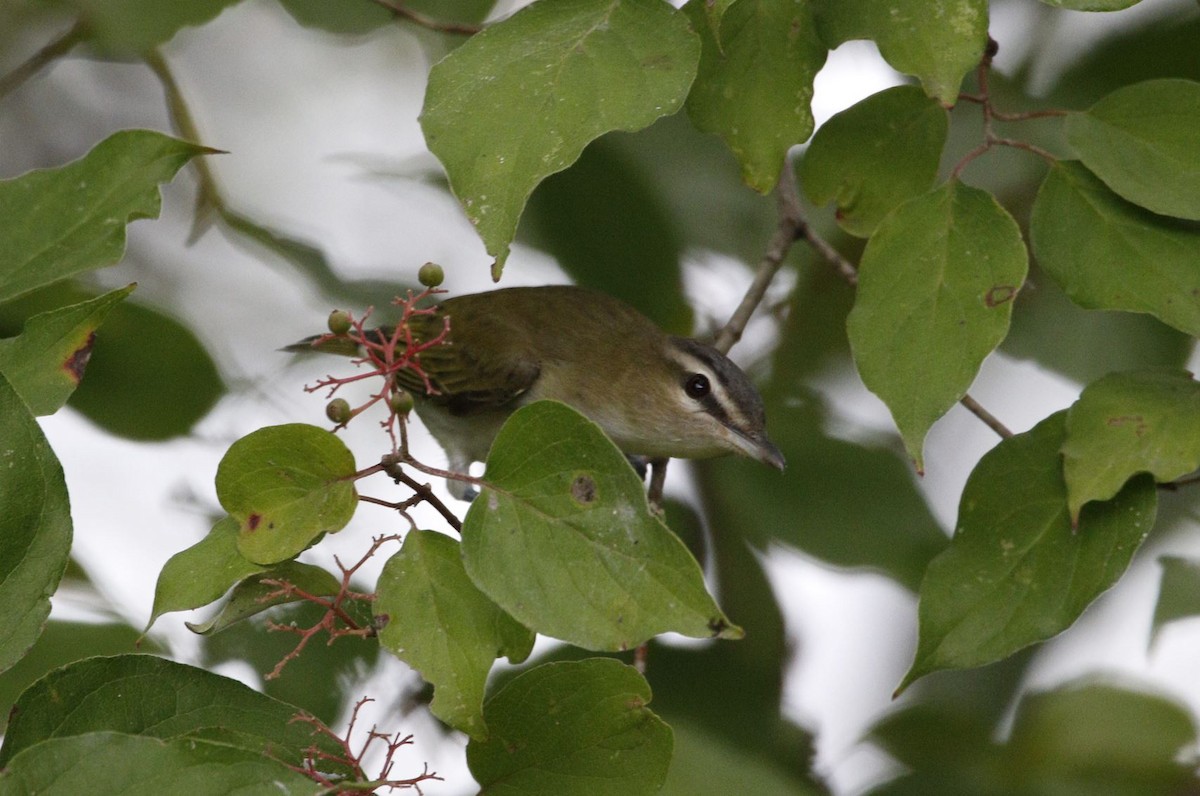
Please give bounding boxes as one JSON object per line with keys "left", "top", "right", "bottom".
{"left": 684, "top": 373, "right": 711, "bottom": 400}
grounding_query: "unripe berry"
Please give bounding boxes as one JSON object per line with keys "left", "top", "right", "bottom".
{"left": 326, "top": 398, "right": 352, "bottom": 424}
{"left": 418, "top": 262, "right": 445, "bottom": 288}
{"left": 327, "top": 309, "right": 352, "bottom": 335}
{"left": 388, "top": 389, "right": 414, "bottom": 415}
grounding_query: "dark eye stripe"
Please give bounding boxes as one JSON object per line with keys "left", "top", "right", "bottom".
{"left": 667, "top": 337, "right": 762, "bottom": 433}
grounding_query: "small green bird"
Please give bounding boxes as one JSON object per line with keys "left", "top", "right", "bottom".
{"left": 292, "top": 285, "right": 783, "bottom": 499}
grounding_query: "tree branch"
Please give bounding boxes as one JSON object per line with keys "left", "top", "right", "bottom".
{"left": 380, "top": 458, "right": 463, "bottom": 532}
{"left": 958, "top": 393, "right": 1013, "bottom": 439}
{"left": 714, "top": 159, "right": 805, "bottom": 355}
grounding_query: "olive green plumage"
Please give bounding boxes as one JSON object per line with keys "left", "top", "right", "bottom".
{"left": 291, "top": 285, "right": 783, "bottom": 498}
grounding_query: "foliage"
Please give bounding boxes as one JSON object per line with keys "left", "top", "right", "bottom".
{"left": 2, "top": 0, "right": 1200, "bottom": 794}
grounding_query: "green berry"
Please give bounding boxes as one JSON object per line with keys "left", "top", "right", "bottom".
{"left": 388, "top": 389, "right": 414, "bottom": 415}
{"left": 327, "top": 309, "right": 352, "bottom": 335}
{"left": 418, "top": 262, "right": 445, "bottom": 288}
{"left": 326, "top": 398, "right": 352, "bottom": 424}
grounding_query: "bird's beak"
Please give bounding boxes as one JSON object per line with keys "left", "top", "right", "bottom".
{"left": 728, "top": 429, "right": 786, "bottom": 471}
{"left": 755, "top": 438, "right": 787, "bottom": 471}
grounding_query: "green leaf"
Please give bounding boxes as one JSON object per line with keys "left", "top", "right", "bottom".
{"left": 869, "top": 679, "right": 1199, "bottom": 795}
{"left": 0, "top": 285, "right": 132, "bottom": 415}
{"left": 899, "top": 412, "right": 1157, "bottom": 692}
{"left": 215, "top": 424, "right": 357, "bottom": 565}
{"left": 0, "top": 284, "right": 227, "bottom": 439}
{"left": 847, "top": 181, "right": 1028, "bottom": 468}
{"left": 662, "top": 718, "right": 823, "bottom": 796}
{"left": 1001, "top": 263, "right": 1193, "bottom": 385}
{"left": 1062, "top": 369, "right": 1200, "bottom": 521}
{"left": 697, "top": 399, "right": 948, "bottom": 591}
{"left": 376, "top": 530, "right": 534, "bottom": 740}
{"left": 0, "top": 622, "right": 158, "bottom": 733}
{"left": 275, "top": 0, "right": 394, "bottom": 33}
{"left": 683, "top": 0, "right": 826, "bottom": 193}
{"left": 1007, "top": 681, "right": 1197, "bottom": 795}
{"left": 70, "top": 297, "right": 225, "bottom": 440}
{"left": 700, "top": 267, "right": 947, "bottom": 590}
{"left": 467, "top": 659, "right": 672, "bottom": 796}
{"left": 147, "top": 517, "right": 265, "bottom": 629}
{"left": 812, "top": 0, "right": 987, "bottom": 104}
{"left": 0, "top": 731, "right": 321, "bottom": 796}
{"left": 1030, "top": 160, "right": 1200, "bottom": 337}
{"left": 1151, "top": 556, "right": 1200, "bottom": 648}
{"left": 1067, "top": 79, "right": 1200, "bottom": 220}
{"left": 462, "top": 401, "right": 740, "bottom": 651}
{"left": 800, "top": 85, "right": 948, "bottom": 237}
{"left": 420, "top": 0, "right": 699, "bottom": 277}
{"left": 184, "top": 561, "right": 341, "bottom": 636}
{"left": 198, "top": 598, "right": 379, "bottom": 725}
{"left": 54, "top": 0, "right": 241, "bottom": 55}
{"left": 867, "top": 703, "right": 1004, "bottom": 793}
{"left": 0, "top": 130, "right": 213, "bottom": 303}
{"left": 0, "top": 654, "right": 350, "bottom": 775}
{"left": 1038, "top": 0, "right": 1142, "bottom": 7}
{"left": 0, "top": 374, "right": 72, "bottom": 675}
{"left": 523, "top": 139, "right": 692, "bottom": 335}
{"left": 1044, "top": 14, "right": 1200, "bottom": 108}
{"left": 644, "top": 516, "right": 824, "bottom": 791}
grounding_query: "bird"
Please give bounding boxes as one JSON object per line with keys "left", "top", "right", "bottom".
{"left": 290, "top": 285, "right": 784, "bottom": 499}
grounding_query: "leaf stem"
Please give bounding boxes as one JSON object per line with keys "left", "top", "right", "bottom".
{"left": 369, "top": 0, "right": 483, "bottom": 35}
{"left": 0, "top": 22, "right": 85, "bottom": 101}
{"left": 144, "top": 48, "right": 229, "bottom": 228}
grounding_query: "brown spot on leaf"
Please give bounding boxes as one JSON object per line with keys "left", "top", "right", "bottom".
{"left": 640, "top": 53, "right": 672, "bottom": 70}
{"left": 247, "top": 513, "right": 262, "bottom": 531}
{"left": 985, "top": 285, "right": 1017, "bottom": 307}
{"left": 63, "top": 332, "right": 96, "bottom": 383}
{"left": 571, "top": 474, "right": 597, "bottom": 505}
{"left": 708, "top": 617, "right": 729, "bottom": 636}
{"left": 1107, "top": 414, "right": 1148, "bottom": 436}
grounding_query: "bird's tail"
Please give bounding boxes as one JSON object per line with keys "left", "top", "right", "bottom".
{"left": 280, "top": 334, "right": 366, "bottom": 357}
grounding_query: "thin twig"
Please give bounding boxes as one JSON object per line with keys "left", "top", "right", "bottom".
{"left": 0, "top": 22, "right": 85, "bottom": 101}
{"left": 357, "top": 494, "right": 419, "bottom": 529}
{"left": 950, "top": 36, "right": 1063, "bottom": 179}
{"left": 958, "top": 393, "right": 1013, "bottom": 439}
{"left": 286, "top": 698, "right": 442, "bottom": 790}
{"left": 370, "top": 0, "right": 483, "bottom": 35}
{"left": 714, "top": 160, "right": 805, "bottom": 355}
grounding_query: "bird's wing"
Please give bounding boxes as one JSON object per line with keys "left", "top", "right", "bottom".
{"left": 394, "top": 307, "right": 540, "bottom": 415}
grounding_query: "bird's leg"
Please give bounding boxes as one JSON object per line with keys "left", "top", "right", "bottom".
{"left": 626, "top": 454, "right": 650, "bottom": 482}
